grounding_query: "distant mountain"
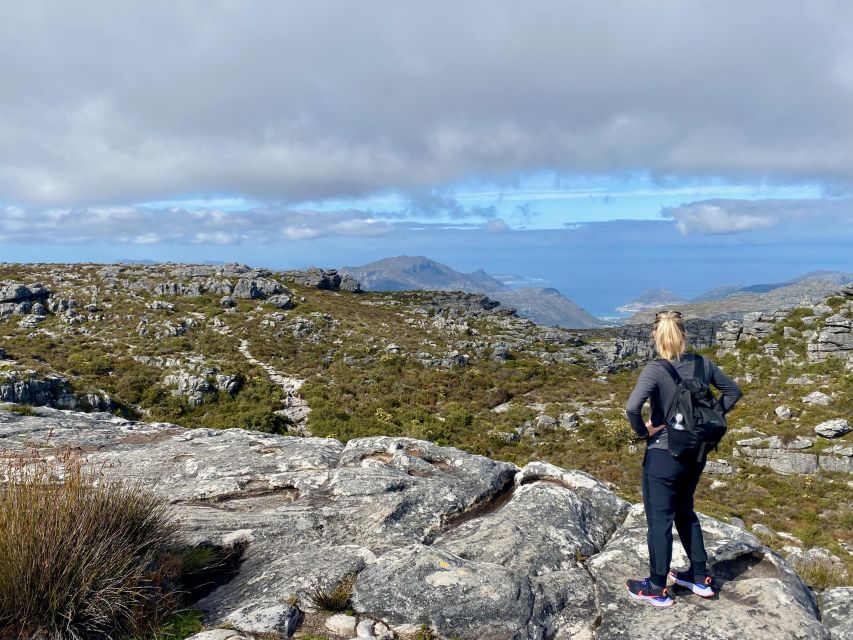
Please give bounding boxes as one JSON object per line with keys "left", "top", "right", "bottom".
{"left": 341, "top": 256, "right": 606, "bottom": 328}
{"left": 616, "top": 287, "right": 686, "bottom": 314}
{"left": 340, "top": 256, "right": 507, "bottom": 294}
{"left": 117, "top": 258, "right": 159, "bottom": 264}
{"left": 629, "top": 270, "right": 853, "bottom": 323}
{"left": 692, "top": 270, "right": 853, "bottom": 302}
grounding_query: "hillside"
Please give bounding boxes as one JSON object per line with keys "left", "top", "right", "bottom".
{"left": 341, "top": 256, "right": 605, "bottom": 329}
{"left": 1, "top": 262, "right": 852, "bottom": 611}
{"left": 629, "top": 272, "right": 853, "bottom": 323}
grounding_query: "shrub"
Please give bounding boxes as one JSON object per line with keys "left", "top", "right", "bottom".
{"left": 0, "top": 449, "right": 178, "bottom": 639}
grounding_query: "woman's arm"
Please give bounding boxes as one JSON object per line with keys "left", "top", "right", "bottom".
{"left": 625, "top": 365, "right": 658, "bottom": 438}
{"left": 708, "top": 360, "right": 743, "bottom": 414}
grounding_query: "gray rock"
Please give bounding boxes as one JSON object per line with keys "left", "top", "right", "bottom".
{"left": 534, "top": 415, "right": 558, "bottom": 430}
{"left": 558, "top": 412, "right": 580, "bottom": 431}
{"left": 751, "top": 523, "right": 777, "bottom": 538}
{"left": 815, "top": 419, "right": 851, "bottom": 438}
{"left": 220, "top": 296, "right": 235, "bottom": 308}
{"left": 224, "top": 602, "right": 303, "bottom": 636}
{"left": 340, "top": 274, "right": 362, "bottom": 293}
{"left": 737, "top": 445, "right": 819, "bottom": 475}
{"left": 803, "top": 391, "right": 832, "bottom": 406}
{"left": 266, "top": 293, "right": 294, "bottom": 309}
{"left": 233, "top": 277, "right": 284, "bottom": 300}
{"left": 325, "top": 613, "right": 357, "bottom": 636}
{"left": 186, "top": 631, "right": 247, "bottom": 640}
{"left": 786, "top": 436, "right": 814, "bottom": 450}
{"left": 163, "top": 372, "right": 211, "bottom": 406}
{"left": 705, "top": 459, "right": 737, "bottom": 475}
{"left": 775, "top": 405, "right": 792, "bottom": 420}
{"left": 819, "top": 587, "right": 853, "bottom": 640}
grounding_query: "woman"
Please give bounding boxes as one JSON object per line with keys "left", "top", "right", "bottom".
{"left": 624, "top": 310, "right": 742, "bottom": 607}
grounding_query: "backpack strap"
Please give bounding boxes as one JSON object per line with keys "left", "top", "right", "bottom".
{"left": 656, "top": 358, "right": 684, "bottom": 423}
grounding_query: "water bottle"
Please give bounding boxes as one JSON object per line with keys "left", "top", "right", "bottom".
{"left": 673, "top": 413, "right": 685, "bottom": 430}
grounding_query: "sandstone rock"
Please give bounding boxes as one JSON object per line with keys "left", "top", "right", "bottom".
{"left": 815, "top": 419, "right": 851, "bottom": 438}
{"left": 786, "top": 436, "right": 814, "bottom": 450}
{"left": 558, "top": 412, "right": 580, "bottom": 431}
{"left": 233, "top": 277, "right": 284, "bottom": 300}
{"left": 224, "top": 602, "right": 303, "bottom": 636}
{"left": 737, "top": 443, "right": 819, "bottom": 475}
{"left": 775, "top": 405, "right": 792, "bottom": 420}
{"left": 163, "top": 372, "right": 211, "bottom": 406}
{"left": 186, "top": 630, "right": 247, "bottom": 640}
{"left": 705, "top": 459, "right": 737, "bottom": 475}
{"left": 266, "top": 293, "right": 294, "bottom": 309}
{"left": 752, "top": 523, "right": 777, "bottom": 538}
{"left": 803, "top": 391, "right": 832, "bottom": 406}
{"left": 819, "top": 587, "right": 853, "bottom": 640}
{"left": 325, "top": 613, "right": 357, "bottom": 636}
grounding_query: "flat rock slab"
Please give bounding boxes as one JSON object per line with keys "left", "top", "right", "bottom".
{"left": 0, "top": 408, "right": 838, "bottom": 639}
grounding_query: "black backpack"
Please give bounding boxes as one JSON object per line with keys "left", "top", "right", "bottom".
{"left": 657, "top": 355, "right": 727, "bottom": 462}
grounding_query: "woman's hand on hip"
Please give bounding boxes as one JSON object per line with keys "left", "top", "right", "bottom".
{"left": 645, "top": 419, "right": 666, "bottom": 438}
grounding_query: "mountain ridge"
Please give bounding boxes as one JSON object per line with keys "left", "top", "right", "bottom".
{"left": 341, "top": 256, "right": 605, "bottom": 329}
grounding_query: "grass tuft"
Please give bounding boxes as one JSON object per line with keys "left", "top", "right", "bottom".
{"left": 308, "top": 572, "right": 357, "bottom": 613}
{"left": 0, "top": 448, "right": 179, "bottom": 639}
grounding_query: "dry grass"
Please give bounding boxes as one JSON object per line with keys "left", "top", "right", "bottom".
{"left": 0, "top": 448, "right": 179, "bottom": 639}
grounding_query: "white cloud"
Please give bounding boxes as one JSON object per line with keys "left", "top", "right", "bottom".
{"left": 0, "top": 206, "right": 394, "bottom": 244}
{"left": 663, "top": 198, "right": 853, "bottom": 235}
{"left": 486, "top": 218, "right": 510, "bottom": 232}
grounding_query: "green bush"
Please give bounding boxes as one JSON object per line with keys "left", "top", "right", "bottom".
{"left": 0, "top": 449, "right": 178, "bottom": 639}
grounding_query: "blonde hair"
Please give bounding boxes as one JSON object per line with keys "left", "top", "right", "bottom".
{"left": 654, "top": 311, "right": 686, "bottom": 360}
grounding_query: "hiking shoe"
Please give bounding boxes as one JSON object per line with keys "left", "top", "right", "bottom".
{"left": 669, "top": 570, "right": 716, "bottom": 597}
{"left": 625, "top": 577, "right": 674, "bottom": 607}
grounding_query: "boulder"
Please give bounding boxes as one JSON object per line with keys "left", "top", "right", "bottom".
{"left": 803, "top": 391, "right": 832, "bottom": 406}
{"left": 775, "top": 405, "right": 792, "bottom": 420}
{"left": 233, "top": 277, "right": 285, "bottom": 300}
{"left": 815, "top": 419, "right": 851, "bottom": 439}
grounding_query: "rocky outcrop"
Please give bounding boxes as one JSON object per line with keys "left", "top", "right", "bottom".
{"left": 0, "top": 281, "right": 50, "bottom": 316}
{"left": 734, "top": 434, "right": 853, "bottom": 475}
{"left": 717, "top": 285, "right": 853, "bottom": 366}
{"left": 283, "top": 267, "right": 362, "bottom": 293}
{"left": 0, "top": 408, "right": 838, "bottom": 640}
{"left": 0, "top": 370, "right": 113, "bottom": 411}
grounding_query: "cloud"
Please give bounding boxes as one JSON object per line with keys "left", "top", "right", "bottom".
{"left": 0, "top": 206, "right": 394, "bottom": 244}
{"left": 485, "top": 218, "right": 509, "bottom": 232}
{"left": 663, "top": 198, "right": 853, "bottom": 235}
{"left": 0, "top": 2, "right": 851, "bottom": 207}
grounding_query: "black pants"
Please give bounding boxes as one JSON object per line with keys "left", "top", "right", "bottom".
{"left": 642, "top": 448, "right": 708, "bottom": 587}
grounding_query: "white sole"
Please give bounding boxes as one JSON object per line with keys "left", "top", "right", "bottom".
{"left": 626, "top": 585, "right": 675, "bottom": 607}
{"left": 671, "top": 576, "right": 715, "bottom": 597}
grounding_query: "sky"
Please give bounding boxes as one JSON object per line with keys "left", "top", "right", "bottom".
{"left": 1, "top": 1, "right": 852, "bottom": 315}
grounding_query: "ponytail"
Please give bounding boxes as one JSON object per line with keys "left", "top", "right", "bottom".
{"left": 654, "top": 311, "right": 686, "bottom": 360}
